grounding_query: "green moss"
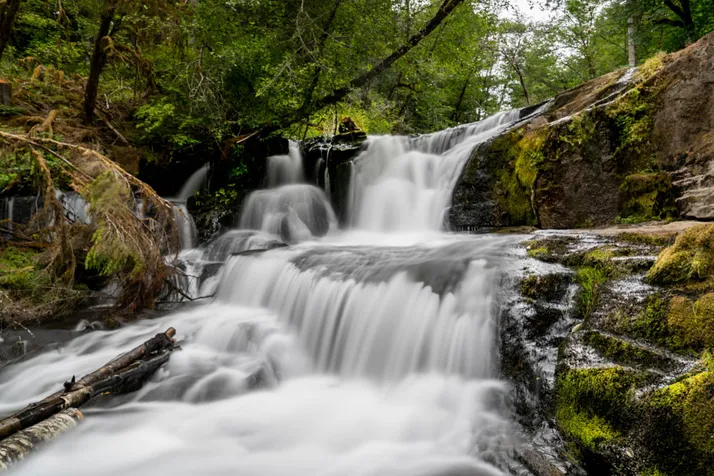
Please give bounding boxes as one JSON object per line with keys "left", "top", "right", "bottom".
{"left": 523, "top": 237, "right": 574, "bottom": 263}
{"left": 0, "top": 247, "right": 40, "bottom": 291}
{"left": 560, "top": 112, "right": 597, "bottom": 150}
{"left": 634, "top": 52, "right": 666, "bottom": 84}
{"left": 556, "top": 366, "right": 648, "bottom": 450}
{"left": 615, "top": 232, "right": 675, "bottom": 248}
{"left": 606, "top": 86, "right": 655, "bottom": 171}
{"left": 619, "top": 172, "right": 677, "bottom": 222}
{"left": 667, "top": 293, "right": 714, "bottom": 350}
{"left": 641, "top": 371, "right": 714, "bottom": 474}
{"left": 526, "top": 247, "right": 548, "bottom": 259}
{"left": 490, "top": 128, "right": 549, "bottom": 226}
{"left": 647, "top": 224, "right": 714, "bottom": 286}
{"left": 584, "top": 331, "right": 672, "bottom": 370}
{"left": 520, "top": 273, "right": 570, "bottom": 302}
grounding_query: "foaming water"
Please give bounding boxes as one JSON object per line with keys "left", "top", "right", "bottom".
{"left": 0, "top": 110, "right": 540, "bottom": 475}
{"left": 239, "top": 142, "right": 338, "bottom": 243}
{"left": 239, "top": 185, "right": 337, "bottom": 243}
{"left": 349, "top": 110, "right": 521, "bottom": 232}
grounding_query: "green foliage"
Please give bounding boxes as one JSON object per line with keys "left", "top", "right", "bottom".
{"left": 84, "top": 173, "right": 142, "bottom": 277}
{"left": 575, "top": 266, "right": 607, "bottom": 317}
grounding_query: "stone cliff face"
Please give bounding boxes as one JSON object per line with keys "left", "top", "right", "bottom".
{"left": 450, "top": 31, "right": 714, "bottom": 230}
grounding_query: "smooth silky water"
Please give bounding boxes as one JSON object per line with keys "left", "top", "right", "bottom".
{"left": 1, "top": 112, "right": 533, "bottom": 476}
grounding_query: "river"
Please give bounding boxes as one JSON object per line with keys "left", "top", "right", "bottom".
{"left": 1, "top": 109, "right": 538, "bottom": 475}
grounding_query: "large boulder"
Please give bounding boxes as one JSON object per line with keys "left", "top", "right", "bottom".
{"left": 451, "top": 31, "right": 714, "bottom": 229}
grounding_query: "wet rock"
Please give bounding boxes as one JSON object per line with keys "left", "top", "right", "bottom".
{"left": 521, "top": 273, "right": 572, "bottom": 302}
{"left": 519, "top": 227, "right": 714, "bottom": 474}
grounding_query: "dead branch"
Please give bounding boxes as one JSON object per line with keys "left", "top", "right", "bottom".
{"left": 0, "top": 328, "right": 176, "bottom": 441}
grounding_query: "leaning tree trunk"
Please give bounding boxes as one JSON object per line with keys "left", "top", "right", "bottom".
{"left": 0, "top": 409, "right": 83, "bottom": 471}
{"left": 307, "top": 0, "right": 465, "bottom": 117}
{"left": 0, "top": 0, "right": 22, "bottom": 62}
{"left": 83, "top": 6, "right": 115, "bottom": 124}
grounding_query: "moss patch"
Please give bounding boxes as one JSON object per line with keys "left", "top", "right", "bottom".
{"left": 667, "top": 293, "right": 714, "bottom": 350}
{"left": 647, "top": 224, "right": 714, "bottom": 286}
{"left": 584, "top": 331, "right": 673, "bottom": 370}
{"left": 520, "top": 273, "right": 571, "bottom": 302}
{"left": 618, "top": 172, "right": 677, "bottom": 223}
{"left": 615, "top": 232, "right": 675, "bottom": 248}
{"left": 641, "top": 371, "right": 714, "bottom": 474}
{"left": 556, "top": 366, "right": 649, "bottom": 450}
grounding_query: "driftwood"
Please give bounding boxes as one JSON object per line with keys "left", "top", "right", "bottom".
{"left": 0, "top": 408, "right": 83, "bottom": 471}
{"left": 0, "top": 328, "right": 176, "bottom": 441}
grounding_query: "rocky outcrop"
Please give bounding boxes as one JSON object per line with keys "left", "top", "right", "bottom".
{"left": 513, "top": 224, "right": 714, "bottom": 475}
{"left": 451, "top": 32, "right": 714, "bottom": 230}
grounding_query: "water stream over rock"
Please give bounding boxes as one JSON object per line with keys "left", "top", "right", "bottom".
{"left": 0, "top": 111, "right": 553, "bottom": 476}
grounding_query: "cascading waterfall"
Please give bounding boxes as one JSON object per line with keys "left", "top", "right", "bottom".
{"left": 349, "top": 110, "right": 521, "bottom": 231}
{"left": 239, "top": 141, "right": 337, "bottom": 243}
{"left": 0, "top": 109, "right": 536, "bottom": 476}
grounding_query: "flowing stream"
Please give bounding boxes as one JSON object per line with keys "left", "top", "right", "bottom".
{"left": 0, "top": 111, "right": 537, "bottom": 476}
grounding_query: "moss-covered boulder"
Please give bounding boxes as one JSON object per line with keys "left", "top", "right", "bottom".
{"left": 451, "top": 32, "right": 714, "bottom": 229}
{"left": 647, "top": 223, "right": 714, "bottom": 286}
{"left": 640, "top": 371, "right": 714, "bottom": 475}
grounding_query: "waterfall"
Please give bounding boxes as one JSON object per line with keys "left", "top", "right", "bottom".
{"left": 239, "top": 141, "right": 337, "bottom": 243}
{"left": 0, "top": 109, "right": 539, "bottom": 476}
{"left": 0, "top": 197, "right": 13, "bottom": 235}
{"left": 168, "top": 164, "right": 209, "bottom": 250}
{"left": 349, "top": 110, "right": 521, "bottom": 232}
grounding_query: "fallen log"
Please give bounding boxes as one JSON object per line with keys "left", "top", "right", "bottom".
{"left": 0, "top": 327, "right": 176, "bottom": 440}
{"left": 0, "top": 409, "right": 83, "bottom": 471}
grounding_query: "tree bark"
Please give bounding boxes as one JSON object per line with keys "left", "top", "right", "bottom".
{"left": 0, "top": 328, "right": 176, "bottom": 440}
{"left": 312, "top": 0, "right": 465, "bottom": 111}
{"left": 83, "top": 6, "right": 116, "bottom": 124}
{"left": 0, "top": 409, "right": 83, "bottom": 471}
{"left": 0, "top": 0, "right": 22, "bottom": 62}
{"left": 628, "top": 13, "right": 636, "bottom": 66}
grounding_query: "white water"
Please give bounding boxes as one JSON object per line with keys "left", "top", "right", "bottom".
{"left": 1, "top": 110, "right": 533, "bottom": 476}
{"left": 239, "top": 141, "right": 337, "bottom": 243}
{"left": 168, "top": 164, "right": 209, "bottom": 250}
{"left": 349, "top": 110, "right": 520, "bottom": 232}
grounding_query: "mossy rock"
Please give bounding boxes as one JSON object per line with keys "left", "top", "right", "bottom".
{"left": 615, "top": 232, "right": 675, "bottom": 248}
{"left": 583, "top": 331, "right": 676, "bottom": 371}
{"left": 520, "top": 273, "right": 572, "bottom": 302}
{"left": 524, "top": 237, "right": 575, "bottom": 263}
{"left": 639, "top": 371, "right": 714, "bottom": 475}
{"left": 618, "top": 172, "right": 677, "bottom": 223}
{"left": 666, "top": 293, "right": 714, "bottom": 350}
{"left": 647, "top": 224, "right": 714, "bottom": 286}
{"left": 556, "top": 366, "right": 651, "bottom": 451}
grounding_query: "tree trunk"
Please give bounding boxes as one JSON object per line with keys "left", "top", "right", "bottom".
{"left": 0, "top": 0, "right": 22, "bottom": 62}
{"left": 628, "top": 13, "right": 636, "bottom": 66}
{"left": 0, "top": 409, "right": 83, "bottom": 471}
{"left": 300, "top": 0, "right": 342, "bottom": 112}
{"left": 0, "top": 81, "right": 11, "bottom": 106}
{"left": 83, "top": 6, "right": 115, "bottom": 124}
{"left": 312, "top": 0, "right": 465, "bottom": 112}
{"left": 0, "top": 328, "right": 176, "bottom": 440}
